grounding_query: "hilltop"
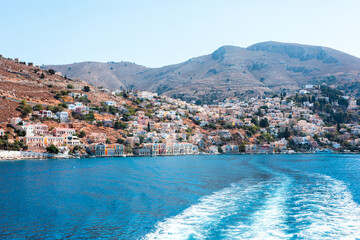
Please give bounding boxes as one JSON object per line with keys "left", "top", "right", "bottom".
{"left": 44, "top": 41, "right": 360, "bottom": 104}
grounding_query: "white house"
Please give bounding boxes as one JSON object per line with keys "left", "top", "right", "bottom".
{"left": 37, "top": 110, "right": 53, "bottom": 118}
{"left": 56, "top": 111, "right": 69, "bottom": 122}
{"left": 105, "top": 101, "right": 116, "bottom": 107}
{"left": 11, "top": 117, "right": 22, "bottom": 128}
{"left": 68, "top": 104, "right": 75, "bottom": 110}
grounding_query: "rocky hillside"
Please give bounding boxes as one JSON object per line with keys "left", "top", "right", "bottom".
{"left": 44, "top": 41, "right": 360, "bottom": 104}
{"left": 0, "top": 56, "right": 124, "bottom": 123}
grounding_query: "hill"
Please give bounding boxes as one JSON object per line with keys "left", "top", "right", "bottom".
{"left": 44, "top": 41, "right": 360, "bottom": 104}
{"left": 0, "top": 56, "right": 123, "bottom": 123}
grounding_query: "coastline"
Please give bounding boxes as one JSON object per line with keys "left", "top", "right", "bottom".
{"left": 0, "top": 150, "right": 357, "bottom": 161}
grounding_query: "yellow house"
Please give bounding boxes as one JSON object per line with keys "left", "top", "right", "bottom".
{"left": 63, "top": 96, "right": 74, "bottom": 103}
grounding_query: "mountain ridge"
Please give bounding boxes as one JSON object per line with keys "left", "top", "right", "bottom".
{"left": 44, "top": 41, "right": 360, "bottom": 104}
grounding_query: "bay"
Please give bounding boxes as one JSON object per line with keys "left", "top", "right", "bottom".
{"left": 0, "top": 154, "right": 360, "bottom": 239}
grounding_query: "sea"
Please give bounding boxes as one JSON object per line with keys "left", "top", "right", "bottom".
{"left": 0, "top": 154, "right": 360, "bottom": 239}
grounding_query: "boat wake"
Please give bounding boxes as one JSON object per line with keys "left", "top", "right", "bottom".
{"left": 142, "top": 168, "right": 360, "bottom": 240}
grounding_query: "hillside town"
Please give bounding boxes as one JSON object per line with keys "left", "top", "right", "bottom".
{"left": 1, "top": 75, "right": 360, "bottom": 159}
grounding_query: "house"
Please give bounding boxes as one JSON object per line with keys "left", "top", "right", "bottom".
{"left": 68, "top": 92, "right": 81, "bottom": 98}
{"left": 63, "top": 96, "right": 74, "bottom": 103}
{"left": 37, "top": 110, "right": 53, "bottom": 118}
{"left": 25, "top": 135, "right": 63, "bottom": 148}
{"left": 133, "top": 148, "right": 151, "bottom": 156}
{"left": 271, "top": 138, "right": 288, "bottom": 151}
{"left": 209, "top": 145, "right": 219, "bottom": 154}
{"left": 137, "top": 91, "right": 158, "bottom": 100}
{"left": 64, "top": 135, "right": 80, "bottom": 146}
{"left": 88, "top": 143, "right": 106, "bottom": 156}
{"left": 11, "top": 117, "right": 22, "bottom": 128}
{"left": 33, "top": 124, "right": 48, "bottom": 135}
{"left": 210, "top": 130, "right": 231, "bottom": 138}
{"left": 200, "top": 121, "right": 208, "bottom": 127}
{"left": 105, "top": 101, "right": 116, "bottom": 107}
{"left": 74, "top": 106, "right": 89, "bottom": 114}
{"left": 102, "top": 119, "right": 113, "bottom": 127}
{"left": 159, "top": 143, "right": 167, "bottom": 155}
{"left": 143, "top": 143, "right": 159, "bottom": 155}
{"left": 53, "top": 128, "right": 76, "bottom": 137}
{"left": 74, "top": 102, "right": 83, "bottom": 107}
{"left": 259, "top": 144, "right": 273, "bottom": 154}
{"left": 24, "top": 136, "right": 45, "bottom": 148}
{"left": 292, "top": 136, "right": 310, "bottom": 145}
{"left": 332, "top": 142, "right": 341, "bottom": 149}
{"left": 105, "top": 144, "right": 124, "bottom": 156}
{"left": 221, "top": 145, "right": 240, "bottom": 154}
{"left": 245, "top": 144, "right": 259, "bottom": 154}
{"left": 68, "top": 104, "right": 76, "bottom": 110}
{"left": 44, "top": 136, "right": 64, "bottom": 147}
{"left": 348, "top": 99, "right": 357, "bottom": 110}
{"left": 56, "top": 111, "right": 69, "bottom": 122}
{"left": 88, "top": 133, "right": 107, "bottom": 144}
{"left": 125, "top": 137, "right": 140, "bottom": 146}
{"left": 166, "top": 144, "right": 174, "bottom": 155}
{"left": 20, "top": 124, "right": 35, "bottom": 136}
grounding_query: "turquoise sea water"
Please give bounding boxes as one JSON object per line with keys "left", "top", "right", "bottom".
{"left": 0, "top": 154, "right": 360, "bottom": 239}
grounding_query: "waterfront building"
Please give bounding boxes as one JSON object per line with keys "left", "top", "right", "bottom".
{"left": 63, "top": 135, "right": 81, "bottom": 147}
{"left": 88, "top": 143, "right": 106, "bottom": 156}
{"left": 105, "top": 144, "right": 124, "bottom": 156}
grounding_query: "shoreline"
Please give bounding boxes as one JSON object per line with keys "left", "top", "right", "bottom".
{"left": 0, "top": 151, "right": 357, "bottom": 161}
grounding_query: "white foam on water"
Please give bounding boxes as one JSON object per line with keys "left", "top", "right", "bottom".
{"left": 292, "top": 173, "right": 360, "bottom": 239}
{"left": 143, "top": 172, "right": 360, "bottom": 240}
{"left": 221, "top": 177, "right": 292, "bottom": 240}
{"left": 142, "top": 179, "right": 265, "bottom": 240}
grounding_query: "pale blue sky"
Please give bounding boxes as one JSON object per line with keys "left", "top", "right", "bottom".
{"left": 1, "top": 0, "right": 360, "bottom": 67}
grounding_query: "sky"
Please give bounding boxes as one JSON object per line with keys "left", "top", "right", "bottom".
{"left": 1, "top": 0, "right": 360, "bottom": 67}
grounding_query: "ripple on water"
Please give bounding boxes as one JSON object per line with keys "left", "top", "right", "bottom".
{"left": 143, "top": 172, "right": 360, "bottom": 240}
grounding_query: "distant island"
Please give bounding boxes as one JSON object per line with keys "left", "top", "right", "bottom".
{"left": 1, "top": 48, "right": 360, "bottom": 160}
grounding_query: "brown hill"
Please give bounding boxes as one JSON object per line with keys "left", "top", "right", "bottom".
{"left": 0, "top": 56, "right": 124, "bottom": 123}
{"left": 44, "top": 41, "right": 360, "bottom": 104}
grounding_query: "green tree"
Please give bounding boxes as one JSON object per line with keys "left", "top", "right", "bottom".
{"left": 259, "top": 118, "right": 269, "bottom": 128}
{"left": 22, "top": 105, "right": 33, "bottom": 116}
{"left": 46, "top": 144, "right": 59, "bottom": 154}
{"left": 251, "top": 117, "right": 259, "bottom": 126}
{"left": 239, "top": 144, "right": 246, "bottom": 152}
{"left": 218, "top": 146, "right": 223, "bottom": 153}
{"left": 79, "top": 131, "right": 86, "bottom": 138}
{"left": 337, "top": 123, "right": 341, "bottom": 132}
{"left": 34, "top": 104, "right": 43, "bottom": 111}
{"left": 114, "top": 121, "right": 127, "bottom": 129}
{"left": 281, "top": 127, "right": 291, "bottom": 139}
{"left": 82, "top": 86, "right": 91, "bottom": 92}
{"left": 84, "top": 111, "right": 95, "bottom": 121}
